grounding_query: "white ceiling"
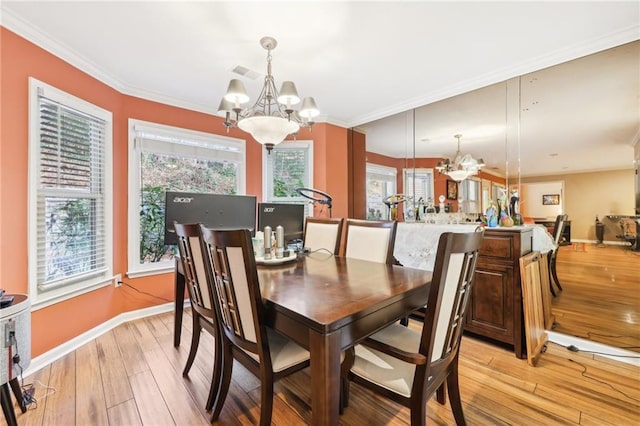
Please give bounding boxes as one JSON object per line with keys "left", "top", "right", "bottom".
{"left": 2, "top": 1, "right": 639, "bottom": 177}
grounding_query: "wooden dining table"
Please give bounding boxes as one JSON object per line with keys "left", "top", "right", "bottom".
{"left": 173, "top": 252, "right": 433, "bottom": 425}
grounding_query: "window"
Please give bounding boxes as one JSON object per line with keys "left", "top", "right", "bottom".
{"left": 128, "top": 120, "right": 246, "bottom": 277}
{"left": 403, "top": 168, "right": 435, "bottom": 206}
{"left": 262, "top": 141, "right": 313, "bottom": 214}
{"left": 28, "top": 78, "right": 113, "bottom": 307}
{"left": 459, "top": 178, "right": 482, "bottom": 213}
{"left": 366, "top": 164, "right": 397, "bottom": 220}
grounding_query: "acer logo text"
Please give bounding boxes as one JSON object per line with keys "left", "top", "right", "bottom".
{"left": 173, "top": 197, "right": 194, "bottom": 203}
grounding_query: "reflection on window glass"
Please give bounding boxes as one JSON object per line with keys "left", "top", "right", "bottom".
{"left": 404, "top": 168, "right": 434, "bottom": 207}
{"left": 366, "top": 164, "right": 396, "bottom": 220}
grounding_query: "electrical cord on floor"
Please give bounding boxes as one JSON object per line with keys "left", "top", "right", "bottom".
{"left": 120, "top": 281, "right": 172, "bottom": 303}
{"left": 568, "top": 359, "right": 640, "bottom": 403}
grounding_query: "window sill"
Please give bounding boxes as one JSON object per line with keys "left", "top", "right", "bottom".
{"left": 31, "top": 278, "right": 112, "bottom": 311}
{"left": 126, "top": 264, "right": 175, "bottom": 279}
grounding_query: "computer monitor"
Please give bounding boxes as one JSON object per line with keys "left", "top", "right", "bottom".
{"left": 164, "top": 191, "right": 257, "bottom": 246}
{"left": 257, "top": 203, "right": 305, "bottom": 243}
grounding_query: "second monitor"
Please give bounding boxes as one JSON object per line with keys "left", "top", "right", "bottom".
{"left": 257, "top": 203, "right": 305, "bottom": 243}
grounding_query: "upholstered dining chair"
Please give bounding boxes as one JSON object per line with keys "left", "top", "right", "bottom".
{"left": 199, "top": 226, "right": 310, "bottom": 426}
{"left": 549, "top": 214, "right": 568, "bottom": 296}
{"left": 341, "top": 230, "right": 484, "bottom": 426}
{"left": 343, "top": 219, "right": 398, "bottom": 264}
{"left": 172, "top": 222, "right": 222, "bottom": 413}
{"left": 303, "top": 217, "right": 344, "bottom": 255}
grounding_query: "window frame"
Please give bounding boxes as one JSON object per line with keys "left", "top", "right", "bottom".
{"left": 262, "top": 141, "right": 314, "bottom": 212}
{"left": 366, "top": 163, "right": 397, "bottom": 220}
{"left": 28, "top": 77, "right": 114, "bottom": 309}
{"left": 127, "top": 119, "right": 246, "bottom": 278}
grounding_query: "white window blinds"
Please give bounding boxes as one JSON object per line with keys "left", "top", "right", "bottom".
{"left": 32, "top": 84, "right": 111, "bottom": 293}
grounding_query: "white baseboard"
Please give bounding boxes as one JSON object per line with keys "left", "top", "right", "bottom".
{"left": 570, "top": 239, "right": 630, "bottom": 246}
{"left": 547, "top": 331, "right": 640, "bottom": 367}
{"left": 24, "top": 301, "right": 189, "bottom": 377}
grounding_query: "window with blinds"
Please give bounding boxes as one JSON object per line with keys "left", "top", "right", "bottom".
{"left": 28, "top": 78, "right": 113, "bottom": 306}
{"left": 460, "top": 178, "right": 482, "bottom": 213}
{"left": 403, "top": 168, "right": 435, "bottom": 204}
{"left": 128, "top": 120, "right": 246, "bottom": 276}
{"left": 262, "top": 141, "right": 313, "bottom": 216}
{"left": 366, "top": 163, "right": 397, "bottom": 220}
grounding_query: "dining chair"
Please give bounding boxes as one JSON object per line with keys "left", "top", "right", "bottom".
{"left": 341, "top": 230, "right": 484, "bottom": 426}
{"left": 172, "top": 222, "right": 222, "bottom": 413}
{"left": 303, "top": 217, "right": 344, "bottom": 255}
{"left": 199, "top": 226, "right": 310, "bottom": 426}
{"left": 343, "top": 219, "right": 398, "bottom": 264}
{"left": 549, "top": 214, "right": 568, "bottom": 296}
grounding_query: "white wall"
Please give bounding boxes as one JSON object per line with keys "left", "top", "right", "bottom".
{"left": 522, "top": 181, "right": 563, "bottom": 219}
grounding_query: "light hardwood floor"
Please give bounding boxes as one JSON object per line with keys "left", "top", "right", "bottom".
{"left": 5, "top": 309, "right": 640, "bottom": 425}
{"left": 552, "top": 243, "right": 640, "bottom": 352}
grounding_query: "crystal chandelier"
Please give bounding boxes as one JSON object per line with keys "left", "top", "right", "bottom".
{"left": 217, "top": 36, "right": 320, "bottom": 153}
{"left": 435, "top": 134, "right": 485, "bottom": 182}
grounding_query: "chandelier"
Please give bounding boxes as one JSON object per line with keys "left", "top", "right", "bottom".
{"left": 217, "top": 36, "right": 320, "bottom": 153}
{"left": 435, "top": 134, "right": 485, "bottom": 182}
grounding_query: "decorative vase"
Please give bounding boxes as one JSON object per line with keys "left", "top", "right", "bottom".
{"left": 500, "top": 212, "right": 514, "bottom": 227}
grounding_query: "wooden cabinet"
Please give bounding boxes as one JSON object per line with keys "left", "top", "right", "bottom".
{"left": 465, "top": 228, "right": 532, "bottom": 358}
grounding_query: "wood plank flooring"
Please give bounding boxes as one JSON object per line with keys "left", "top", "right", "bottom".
{"left": 5, "top": 311, "right": 640, "bottom": 425}
{"left": 552, "top": 243, "right": 640, "bottom": 352}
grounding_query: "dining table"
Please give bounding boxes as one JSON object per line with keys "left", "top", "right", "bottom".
{"left": 173, "top": 251, "right": 433, "bottom": 425}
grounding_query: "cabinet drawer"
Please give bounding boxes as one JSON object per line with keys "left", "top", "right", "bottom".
{"left": 479, "top": 234, "right": 514, "bottom": 260}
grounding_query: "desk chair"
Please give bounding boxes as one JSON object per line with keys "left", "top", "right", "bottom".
{"left": 549, "top": 214, "right": 568, "bottom": 296}
{"left": 341, "top": 230, "right": 484, "bottom": 426}
{"left": 343, "top": 219, "right": 397, "bottom": 264}
{"left": 173, "top": 222, "right": 222, "bottom": 413}
{"left": 199, "top": 226, "right": 310, "bottom": 426}
{"left": 303, "top": 217, "right": 344, "bottom": 255}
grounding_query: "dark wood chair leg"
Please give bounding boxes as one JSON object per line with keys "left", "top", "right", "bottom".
{"left": 209, "top": 343, "right": 233, "bottom": 419}
{"left": 9, "top": 379, "right": 26, "bottom": 413}
{"left": 205, "top": 327, "right": 223, "bottom": 413}
{"left": 1, "top": 383, "right": 17, "bottom": 426}
{"left": 182, "top": 315, "right": 201, "bottom": 376}
{"left": 436, "top": 382, "right": 446, "bottom": 404}
{"left": 447, "top": 362, "right": 466, "bottom": 426}
{"left": 548, "top": 253, "right": 558, "bottom": 297}
{"left": 550, "top": 254, "right": 563, "bottom": 292}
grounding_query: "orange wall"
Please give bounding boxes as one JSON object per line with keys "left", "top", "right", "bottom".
{"left": 0, "top": 28, "right": 350, "bottom": 356}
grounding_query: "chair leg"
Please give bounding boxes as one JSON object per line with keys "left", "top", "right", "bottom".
{"left": 259, "top": 376, "right": 274, "bottom": 426}
{"left": 436, "top": 383, "right": 446, "bottom": 404}
{"left": 9, "top": 379, "right": 26, "bottom": 413}
{"left": 183, "top": 315, "right": 202, "bottom": 376}
{"left": 339, "top": 348, "right": 355, "bottom": 412}
{"left": 447, "top": 362, "right": 467, "bottom": 426}
{"left": 410, "top": 395, "right": 427, "bottom": 426}
{"left": 547, "top": 254, "right": 558, "bottom": 297}
{"left": 1, "top": 383, "right": 17, "bottom": 426}
{"left": 205, "top": 327, "right": 223, "bottom": 412}
{"left": 550, "top": 254, "right": 563, "bottom": 292}
{"left": 209, "top": 343, "right": 233, "bottom": 420}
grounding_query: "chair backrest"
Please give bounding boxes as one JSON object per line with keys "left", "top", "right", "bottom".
{"left": 421, "top": 230, "right": 484, "bottom": 368}
{"left": 343, "top": 219, "right": 397, "bottom": 264}
{"left": 173, "top": 222, "right": 215, "bottom": 318}
{"left": 552, "top": 214, "right": 568, "bottom": 245}
{"left": 303, "top": 217, "right": 344, "bottom": 255}
{"left": 199, "top": 226, "right": 269, "bottom": 359}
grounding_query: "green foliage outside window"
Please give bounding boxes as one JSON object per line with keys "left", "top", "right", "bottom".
{"left": 138, "top": 152, "right": 238, "bottom": 263}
